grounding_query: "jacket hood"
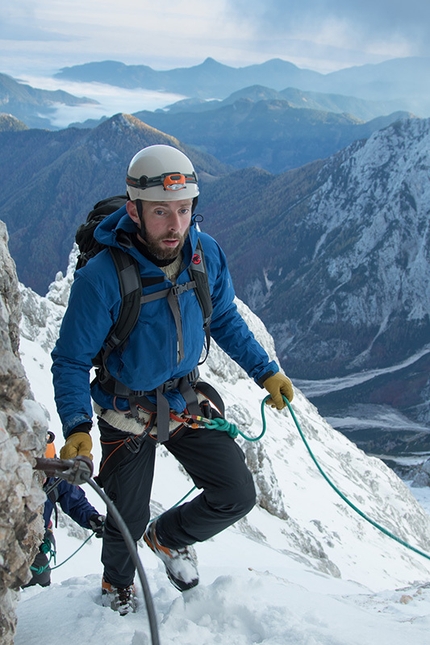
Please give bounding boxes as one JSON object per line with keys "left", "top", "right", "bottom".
{"left": 93, "top": 205, "right": 135, "bottom": 246}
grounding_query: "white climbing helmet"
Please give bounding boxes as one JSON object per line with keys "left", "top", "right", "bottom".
{"left": 126, "top": 144, "right": 199, "bottom": 202}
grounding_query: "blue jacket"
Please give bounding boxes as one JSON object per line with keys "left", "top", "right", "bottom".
{"left": 43, "top": 478, "right": 98, "bottom": 529}
{"left": 52, "top": 208, "right": 278, "bottom": 437}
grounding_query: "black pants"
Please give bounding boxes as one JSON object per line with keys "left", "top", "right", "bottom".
{"left": 99, "top": 420, "right": 256, "bottom": 588}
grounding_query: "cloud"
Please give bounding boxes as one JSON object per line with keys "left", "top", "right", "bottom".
{"left": 225, "top": 0, "right": 430, "bottom": 58}
{"left": 0, "top": 0, "right": 265, "bottom": 75}
{"left": 0, "top": 2, "right": 76, "bottom": 41}
{"left": 1, "top": 0, "right": 429, "bottom": 78}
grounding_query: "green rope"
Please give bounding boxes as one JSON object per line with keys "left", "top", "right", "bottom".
{"left": 30, "top": 535, "right": 56, "bottom": 574}
{"left": 50, "top": 533, "right": 94, "bottom": 570}
{"left": 275, "top": 395, "right": 430, "bottom": 562}
{"left": 150, "top": 487, "right": 198, "bottom": 521}
{"left": 203, "top": 395, "right": 430, "bottom": 561}
{"left": 30, "top": 532, "right": 95, "bottom": 575}
{"left": 203, "top": 402, "right": 268, "bottom": 441}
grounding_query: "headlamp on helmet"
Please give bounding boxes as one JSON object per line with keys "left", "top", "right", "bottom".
{"left": 126, "top": 171, "right": 198, "bottom": 193}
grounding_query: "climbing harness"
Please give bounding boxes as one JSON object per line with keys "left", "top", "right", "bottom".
{"left": 95, "top": 380, "right": 225, "bottom": 486}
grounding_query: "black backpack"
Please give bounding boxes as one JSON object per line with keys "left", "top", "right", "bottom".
{"left": 75, "top": 195, "right": 129, "bottom": 270}
{"left": 75, "top": 195, "right": 213, "bottom": 369}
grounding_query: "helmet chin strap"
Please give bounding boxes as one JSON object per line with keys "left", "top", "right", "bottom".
{"left": 136, "top": 199, "right": 148, "bottom": 243}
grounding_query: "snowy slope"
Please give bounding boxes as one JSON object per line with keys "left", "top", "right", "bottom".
{"left": 15, "top": 248, "right": 430, "bottom": 645}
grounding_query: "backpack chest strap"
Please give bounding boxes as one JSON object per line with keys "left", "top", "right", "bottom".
{"left": 100, "top": 277, "right": 197, "bottom": 375}
{"left": 141, "top": 280, "right": 196, "bottom": 364}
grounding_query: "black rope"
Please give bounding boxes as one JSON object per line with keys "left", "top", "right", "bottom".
{"left": 82, "top": 473, "right": 160, "bottom": 645}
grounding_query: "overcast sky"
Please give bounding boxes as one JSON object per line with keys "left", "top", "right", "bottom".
{"left": 1, "top": 0, "right": 430, "bottom": 78}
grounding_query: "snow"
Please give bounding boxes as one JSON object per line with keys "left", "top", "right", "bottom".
{"left": 14, "top": 269, "right": 430, "bottom": 645}
{"left": 16, "top": 530, "right": 430, "bottom": 645}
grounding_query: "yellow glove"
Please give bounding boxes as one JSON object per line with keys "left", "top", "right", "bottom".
{"left": 263, "top": 373, "right": 294, "bottom": 409}
{"left": 60, "top": 432, "right": 93, "bottom": 460}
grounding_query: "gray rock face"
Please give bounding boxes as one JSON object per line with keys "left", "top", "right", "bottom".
{"left": 0, "top": 220, "right": 47, "bottom": 645}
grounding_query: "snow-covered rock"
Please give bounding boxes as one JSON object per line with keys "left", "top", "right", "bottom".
{"left": 0, "top": 221, "right": 48, "bottom": 645}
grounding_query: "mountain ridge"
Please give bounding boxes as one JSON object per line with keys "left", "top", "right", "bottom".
{"left": 132, "top": 99, "right": 412, "bottom": 173}
{"left": 55, "top": 56, "right": 323, "bottom": 98}
{"left": 54, "top": 55, "right": 430, "bottom": 116}
{"left": 160, "top": 84, "right": 406, "bottom": 122}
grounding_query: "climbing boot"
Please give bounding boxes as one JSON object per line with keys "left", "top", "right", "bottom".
{"left": 101, "top": 577, "right": 137, "bottom": 615}
{"left": 144, "top": 520, "right": 199, "bottom": 591}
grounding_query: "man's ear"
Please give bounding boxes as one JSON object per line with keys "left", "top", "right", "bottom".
{"left": 126, "top": 200, "right": 139, "bottom": 224}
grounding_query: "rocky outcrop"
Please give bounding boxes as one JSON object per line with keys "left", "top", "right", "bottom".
{"left": 0, "top": 220, "right": 47, "bottom": 645}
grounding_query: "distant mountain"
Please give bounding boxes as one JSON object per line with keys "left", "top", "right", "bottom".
{"left": 197, "top": 117, "right": 430, "bottom": 450}
{"left": 55, "top": 56, "right": 430, "bottom": 117}
{"left": 3, "top": 61, "right": 418, "bottom": 132}
{"left": 69, "top": 87, "right": 410, "bottom": 162}
{"left": 0, "top": 72, "right": 99, "bottom": 129}
{"left": 0, "top": 114, "right": 231, "bottom": 294}
{"left": 162, "top": 84, "right": 404, "bottom": 122}
{"left": 0, "top": 113, "right": 28, "bottom": 131}
{"left": 324, "top": 57, "right": 430, "bottom": 105}
{"left": 55, "top": 57, "right": 322, "bottom": 99}
{"left": 133, "top": 98, "right": 412, "bottom": 173}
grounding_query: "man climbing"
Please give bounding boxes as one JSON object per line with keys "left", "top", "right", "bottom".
{"left": 51, "top": 144, "right": 293, "bottom": 614}
{"left": 23, "top": 432, "right": 104, "bottom": 588}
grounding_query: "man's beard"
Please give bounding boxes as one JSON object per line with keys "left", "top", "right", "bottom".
{"left": 144, "top": 226, "right": 190, "bottom": 261}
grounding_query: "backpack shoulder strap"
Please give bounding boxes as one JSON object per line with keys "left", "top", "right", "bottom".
{"left": 188, "top": 238, "right": 212, "bottom": 361}
{"left": 189, "top": 238, "right": 212, "bottom": 328}
{"left": 95, "top": 247, "right": 168, "bottom": 385}
{"left": 96, "top": 247, "right": 142, "bottom": 369}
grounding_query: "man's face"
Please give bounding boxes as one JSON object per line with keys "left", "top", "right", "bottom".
{"left": 127, "top": 199, "right": 192, "bottom": 260}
